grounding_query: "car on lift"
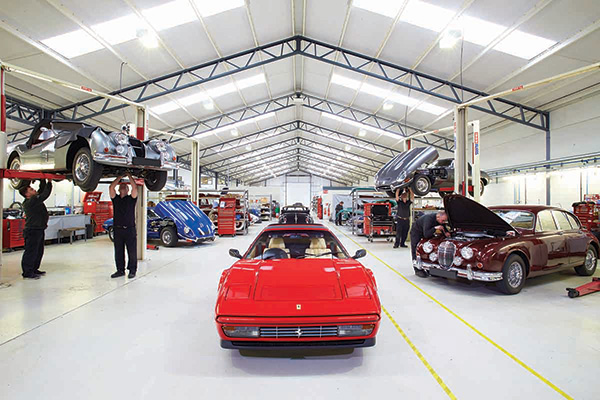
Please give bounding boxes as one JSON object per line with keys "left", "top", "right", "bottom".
{"left": 374, "top": 146, "right": 490, "bottom": 197}
{"left": 415, "top": 195, "right": 598, "bottom": 294}
{"left": 7, "top": 119, "right": 177, "bottom": 192}
{"left": 278, "top": 203, "right": 313, "bottom": 224}
{"left": 216, "top": 223, "right": 381, "bottom": 350}
{"left": 104, "top": 200, "right": 215, "bottom": 246}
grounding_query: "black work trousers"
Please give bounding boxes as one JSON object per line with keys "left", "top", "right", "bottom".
{"left": 335, "top": 213, "right": 342, "bottom": 226}
{"left": 21, "top": 228, "right": 45, "bottom": 277}
{"left": 113, "top": 226, "right": 137, "bottom": 273}
{"left": 394, "top": 219, "right": 410, "bottom": 247}
{"left": 410, "top": 232, "right": 422, "bottom": 261}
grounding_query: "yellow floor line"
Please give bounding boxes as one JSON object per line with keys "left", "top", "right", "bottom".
{"left": 334, "top": 225, "right": 573, "bottom": 400}
{"left": 382, "top": 305, "right": 457, "bottom": 399}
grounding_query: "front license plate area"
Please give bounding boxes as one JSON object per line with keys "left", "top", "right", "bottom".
{"left": 429, "top": 268, "right": 458, "bottom": 279}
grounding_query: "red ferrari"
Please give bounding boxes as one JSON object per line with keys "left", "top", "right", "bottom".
{"left": 215, "top": 223, "right": 381, "bottom": 350}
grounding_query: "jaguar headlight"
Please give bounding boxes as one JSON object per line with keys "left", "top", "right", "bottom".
{"left": 460, "top": 247, "right": 474, "bottom": 260}
{"left": 150, "top": 139, "right": 167, "bottom": 153}
{"left": 454, "top": 256, "right": 464, "bottom": 266}
{"left": 422, "top": 241, "right": 434, "bottom": 254}
{"left": 338, "top": 324, "right": 375, "bottom": 337}
{"left": 398, "top": 171, "right": 407, "bottom": 181}
{"left": 222, "top": 326, "right": 259, "bottom": 338}
{"left": 116, "top": 145, "right": 126, "bottom": 155}
{"left": 429, "top": 252, "right": 438, "bottom": 262}
{"left": 111, "top": 132, "right": 129, "bottom": 145}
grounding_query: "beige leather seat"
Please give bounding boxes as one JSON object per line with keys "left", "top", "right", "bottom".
{"left": 304, "top": 238, "right": 330, "bottom": 258}
{"left": 264, "top": 237, "right": 289, "bottom": 255}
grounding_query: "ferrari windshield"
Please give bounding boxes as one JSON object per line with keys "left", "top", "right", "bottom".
{"left": 493, "top": 210, "right": 535, "bottom": 229}
{"left": 245, "top": 230, "right": 349, "bottom": 260}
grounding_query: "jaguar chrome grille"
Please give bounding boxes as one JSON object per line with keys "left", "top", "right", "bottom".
{"left": 259, "top": 326, "right": 339, "bottom": 338}
{"left": 437, "top": 241, "right": 456, "bottom": 270}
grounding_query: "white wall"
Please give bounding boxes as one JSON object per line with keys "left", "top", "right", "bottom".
{"left": 480, "top": 91, "right": 600, "bottom": 208}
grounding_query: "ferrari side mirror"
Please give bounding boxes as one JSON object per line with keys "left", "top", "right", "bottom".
{"left": 229, "top": 249, "right": 243, "bottom": 259}
{"left": 352, "top": 249, "right": 367, "bottom": 259}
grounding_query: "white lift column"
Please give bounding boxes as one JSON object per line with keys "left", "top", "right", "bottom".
{"left": 135, "top": 106, "right": 148, "bottom": 261}
{"left": 0, "top": 64, "right": 6, "bottom": 269}
{"left": 471, "top": 120, "right": 481, "bottom": 202}
{"left": 403, "top": 138, "right": 412, "bottom": 152}
{"left": 454, "top": 107, "right": 469, "bottom": 196}
{"left": 191, "top": 141, "right": 199, "bottom": 204}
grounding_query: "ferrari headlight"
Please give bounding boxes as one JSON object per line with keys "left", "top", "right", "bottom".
{"left": 454, "top": 256, "right": 464, "bottom": 266}
{"left": 116, "top": 145, "right": 126, "bottom": 155}
{"left": 184, "top": 226, "right": 191, "bottom": 234}
{"left": 149, "top": 139, "right": 167, "bottom": 153}
{"left": 111, "top": 132, "right": 129, "bottom": 145}
{"left": 338, "top": 324, "right": 375, "bottom": 337}
{"left": 460, "top": 247, "right": 474, "bottom": 260}
{"left": 422, "top": 241, "right": 434, "bottom": 254}
{"left": 222, "top": 326, "right": 259, "bottom": 338}
{"left": 429, "top": 252, "right": 438, "bottom": 262}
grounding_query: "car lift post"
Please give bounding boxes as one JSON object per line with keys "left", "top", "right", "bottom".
{"left": 135, "top": 106, "right": 148, "bottom": 262}
{"left": 0, "top": 62, "right": 7, "bottom": 270}
{"left": 454, "top": 107, "right": 469, "bottom": 197}
{"left": 471, "top": 120, "right": 481, "bottom": 203}
{"left": 191, "top": 141, "right": 199, "bottom": 204}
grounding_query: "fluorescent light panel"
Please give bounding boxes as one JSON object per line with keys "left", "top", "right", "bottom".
{"left": 194, "top": 0, "right": 245, "bottom": 17}
{"left": 41, "top": 30, "right": 103, "bottom": 58}
{"left": 322, "top": 112, "right": 401, "bottom": 140}
{"left": 356, "top": 0, "right": 556, "bottom": 59}
{"left": 142, "top": 0, "right": 196, "bottom": 31}
{"left": 331, "top": 74, "right": 446, "bottom": 115}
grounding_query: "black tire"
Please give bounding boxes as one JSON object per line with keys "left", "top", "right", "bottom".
{"left": 8, "top": 155, "right": 22, "bottom": 190}
{"left": 9, "top": 201, "right": 23, "bottom": 210}
{"left": 72, "top": 147, "right": 103, "bottom": 192}
{"left": 145, "top": 171, "right": 168, "bottom": 191}
{"left": 469, "top": 179, "right": 486, "bottom": 197}
{"left": 107, "top": 227, "right": 114, "bottom": 242}
{"left": 160, "top": 226, "right": 177, "bottom": 247}
{"left": 496, "top": 254, "right": 527, "bottom": 295}
{"left": 411, "top": 174, "right": 432, "bottom": 197}
{"left": 438, "top": 191, "right": 450, "bottom": 199}
{"left": 386, "top": 190, "right": 395, "bottom": 198}
{"left": 574, "top": 245, "right": 597, "bottom": 276}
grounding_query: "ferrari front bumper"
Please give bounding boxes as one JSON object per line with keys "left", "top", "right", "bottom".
{"left": 221, "top": 338, "right": 376, "bottom": 350}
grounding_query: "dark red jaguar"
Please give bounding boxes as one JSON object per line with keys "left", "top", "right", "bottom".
{"left": 416, "top": 195, "right": 598, "bottom": 294}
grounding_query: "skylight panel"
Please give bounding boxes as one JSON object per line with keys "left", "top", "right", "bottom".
{"left": 461, "top": 16, "right": 505, "bottom": 47}
{"left": 353, "top": 0, "right": 404, "bottom": 18}
{"left": 194, "top": 0, "right": 245, "bottom": 17}
{"left": 400, "top": 0, "right": 454, "bottom": 32}
{"left": 92, "top": 15, "right": 146, "bottom": 45}
{"left": 142, "top": 0, "right": 196, "bottom": 31}
{"left": 152, "top": 101, "right": 180, "bottom": 114}
{"left": 41, "top": 30, "right": 103, "bottom": 59}
{"left": 494, "top": 30, "right": 556, "bottom": 59}
{"left": 322, "top": 112, "right": 400, "bottom": 140}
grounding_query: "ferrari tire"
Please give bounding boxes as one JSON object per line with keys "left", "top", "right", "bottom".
{"left": 574, "top": 245, "right": 597, "bottom": 276}
{"left": 160, "top": 226, "right": 177, "bottom": 247}
{"left": 72, "top": 147, "right": 103, "bottom": 192}
{"left": 412, "top": 174, "right": 432, "bottom": 197}
{"left": 107, "top": 227, "right": 114, "bottom": 242}
{"left": 145, "top": 170, "right": 168, "bottom": 192}
{"left": 8, "top": 156, "right": 23, "bottom": 190}
{"left": 496, "top": 254, "right": 527, "bottom": 295}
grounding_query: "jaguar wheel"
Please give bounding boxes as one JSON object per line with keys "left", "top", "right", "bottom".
{"left": 496, "top": 254, "right": 527, "bottom": 295}
{"left": 574, "top": 245, "right": 597, "bottom": 276}
{"left": 145, "top": 170, "right": 168, "bottom": 191}
{"left": 411, "top": 174, "right": 432, "bottom": 197}
{"left": 8, "top": 156, "right": 23, "bottom": 190}
{"left": 72, "top": 147, "right": 103, "bottom": 192}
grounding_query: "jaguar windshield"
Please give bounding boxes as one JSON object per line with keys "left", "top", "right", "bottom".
{"left": 493, "top": 210, "right": 535, "bottom": 230}
{"left": 245, "top": 230, "right": 349, "bottom": 260}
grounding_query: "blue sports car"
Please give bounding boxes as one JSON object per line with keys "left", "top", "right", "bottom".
{"left": 103, "top": 200, "right": 215, "bottom": 246}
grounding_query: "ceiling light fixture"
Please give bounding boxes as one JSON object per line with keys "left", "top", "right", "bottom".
{"left": 203, "top": 100, "right": 215, "bottom": 110}
{"left": 359, "top": 129, "right": 367, "bottom": 137}
{"left": 231, "top": 129, "right": 239, "bottom": 136}
{"left": 137, "top": 29, "right": 159, "bottom": 49}
{"left": 382, "top": 102, "right": 394, "bottom": 111}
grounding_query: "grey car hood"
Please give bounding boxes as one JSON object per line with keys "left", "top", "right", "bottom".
{"left": 375, "top": 146, "right": 439, "bottom": 189}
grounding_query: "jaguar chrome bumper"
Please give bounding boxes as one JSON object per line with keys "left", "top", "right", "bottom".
{"left": 93, "top": 153, "right": 177, "bottom": 170}
{"left": 416, "top": 257, "right": 503, "bottom": 282}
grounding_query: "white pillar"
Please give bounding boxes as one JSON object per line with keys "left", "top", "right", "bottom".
{"left": 403, "top": 138, "right": 411, "bottom": 152}
{"left": 471, "top": 120, "right": 481, "bottom": 202}
{"left": 191, "top": 141, "right": 199, "bottom": 204}
{"left": 135, "top": 106, "right": 147, "bottom": 261}
{"left": 0, "top": 64, "right": 6, "bottom": 268}
{"left": 453, "top": 107, "right": 468, "bottom": 196}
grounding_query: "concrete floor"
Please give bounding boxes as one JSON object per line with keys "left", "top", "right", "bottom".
{"left": 0, "top": 221, "right": 598, "bottom": 400}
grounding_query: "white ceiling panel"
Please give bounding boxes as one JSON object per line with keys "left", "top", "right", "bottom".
{"left": 379, "top": 23, "right": 440, "bottom": 68}
{"left": 305, "top": 0, "right": 348, "bottom": 45}
{"left": 462, "top": 51, "right": 527, "bottom": 90}
{"left": 201, "top": 8, "right": 255, "bottom": 56}
{"left": 158, "top": 22, "right": 219, "bottom": 67}
{"left": 342, "top": 8, "right": 393, "bottom": 56}
{"left": 248, "top": 0, "right": 292, "bottom": 44}
{"left": 113, "top": 40, "right": 181, "bottom": 78}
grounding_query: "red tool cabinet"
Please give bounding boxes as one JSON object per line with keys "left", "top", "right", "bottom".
{"left": 83, "top": 192, "right": 114, "bottom": 233}
{"left": 218, "top": 197, "right": 237, "bottom": 236}
{"left": 3, "top": 219, "right": 25, "bottom": 250}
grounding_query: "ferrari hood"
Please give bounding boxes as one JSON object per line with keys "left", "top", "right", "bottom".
{"left": 444, "top": 195, "right": 515, "bottom": 233}
{"left": 375, "top": 146, "right": 439, "bottom": 187}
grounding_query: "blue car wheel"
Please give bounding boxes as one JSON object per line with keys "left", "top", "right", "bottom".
{"left": 160, "top": 226, "right": 177, "bottom": 247}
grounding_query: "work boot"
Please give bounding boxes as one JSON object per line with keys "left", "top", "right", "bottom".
{"left": 128, "top": 271, "right": 136, "bottom": 279}
{"left": 111, "top": 271, "right": 125, "bottom": 278}
{"left": 23, "top": 274, "right": 41, "bottom": 280}
{"left": 34, "top": 270, "right": 46, "bottom": 275}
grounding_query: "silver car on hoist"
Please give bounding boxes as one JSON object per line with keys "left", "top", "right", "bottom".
{"left": 7, "top": 119, "right": 177, "bottom": 192}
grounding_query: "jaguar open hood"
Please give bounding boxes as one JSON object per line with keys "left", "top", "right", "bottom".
{"left": 444, "top": 195, "right": 516, "bottom": 234}
{"left": 375, "top": 146, "right": 439, "bottom": 189}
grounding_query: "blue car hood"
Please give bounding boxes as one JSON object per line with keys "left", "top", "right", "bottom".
{"left": 154, "top": 200, "right": 215, "bottom": 239}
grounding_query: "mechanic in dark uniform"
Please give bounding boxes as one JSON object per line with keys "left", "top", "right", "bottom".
{"left": 335, "top": 201, "right": 344, "bottom": 225}
{"left": 393, "top": 188, "right": 414, "bottom": 248}
{"left": 410, "top": 211, "right": 449, "bottom": 277}
{"left": 19, "top": 179, "right": 52, "bottom": 279}
{"left": 109, "top": 172, "right": 138, "bottom": 279}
